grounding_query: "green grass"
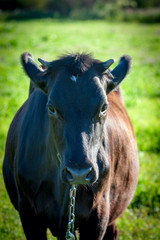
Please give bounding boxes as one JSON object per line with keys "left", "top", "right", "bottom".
{"left": 0, "top": 19, "right": 160, "bottom": 239}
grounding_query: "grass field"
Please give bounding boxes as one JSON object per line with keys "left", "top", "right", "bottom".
{"left": 0, "top": 19, "right": 160, "bottom": 240}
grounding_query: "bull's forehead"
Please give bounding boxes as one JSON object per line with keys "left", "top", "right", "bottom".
{"left": 49, "top": 71, "right": 107, "bottom": 116}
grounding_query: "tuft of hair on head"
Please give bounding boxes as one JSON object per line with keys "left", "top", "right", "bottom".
{"left": 58, "top": 53, "right": 94, "bottom": 76}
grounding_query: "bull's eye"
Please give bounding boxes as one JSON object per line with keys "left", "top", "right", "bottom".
{"left": 99, "top": 102, "right": 109, "bottom": 118}
{"left": 94, "top": 102, "right": 109, "bottom": 122}
{"left": 101, "top": 102, "right": 109, "bottom": 113}
{"left": 48, "top": 105, "right": 57, "bottom": 117}
{"left": 48, "top": 104, "right": 63, "bottom": 120}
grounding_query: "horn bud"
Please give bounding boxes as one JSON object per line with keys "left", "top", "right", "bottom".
{"left": 102, "top": 59, "right": 115, "bottom": 69}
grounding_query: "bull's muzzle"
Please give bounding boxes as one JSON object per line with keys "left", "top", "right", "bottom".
{"left": 62, "top": 166, "right": 96, "bottom": 185}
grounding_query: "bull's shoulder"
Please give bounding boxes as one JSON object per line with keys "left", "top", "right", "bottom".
{"left": 5, "top": 90, "right": 48, "bottom": 159}
{"left": 7, "top": 90, "right": 51, "bottom": 200}
{"left": 16, "top": 89, "right": 48, "bottom": 154}
{"left": 106, "top": 89, "right": 139, "bottom": 223}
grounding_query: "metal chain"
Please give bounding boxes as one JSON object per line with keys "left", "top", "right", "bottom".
{"left": 56, "top": 152, "right": 77, "bottom": 239}
{"left": 65, "top": 184, "right": 77, "bottom": 240}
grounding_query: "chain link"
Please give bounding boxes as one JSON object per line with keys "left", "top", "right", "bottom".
{"left": 65, "top": 184, "right": 77, "bottom": 240}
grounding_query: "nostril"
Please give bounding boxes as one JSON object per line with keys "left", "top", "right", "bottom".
{"left": 86, "top": 167, "right": 93, "bottom": 181}
{"left": 65, "top": 167, "right": 73, "bottom": 182}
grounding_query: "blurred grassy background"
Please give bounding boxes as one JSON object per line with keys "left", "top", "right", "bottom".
{"left": 0, "top": 18, "right": 160, "bottom": 239}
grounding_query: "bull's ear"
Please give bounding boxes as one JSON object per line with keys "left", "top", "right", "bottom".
{"left": 21, "top": 52, "right": 48, "bottom": 93}
{"left": 106, "top": 55, "right": 132, "bottom": 94}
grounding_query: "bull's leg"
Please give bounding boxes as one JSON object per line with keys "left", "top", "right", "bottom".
{"left": 19, "top": 200, "right": 47, "bottom": 240}
{"left": 103, "top": 222, "right": 119, "bottom": 240}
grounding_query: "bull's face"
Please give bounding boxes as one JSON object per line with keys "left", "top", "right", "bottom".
{"left": 21, "top": 53, "right": 131, "bottom": 185}
{"left": 48, "top": 71, "right": 109, "bottom": 185}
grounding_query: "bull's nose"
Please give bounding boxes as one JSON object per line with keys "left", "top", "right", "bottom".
{"left": 63, "top": 167, "right": 96, "bottom": 184}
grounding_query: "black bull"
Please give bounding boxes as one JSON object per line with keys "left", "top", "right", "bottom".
{"left": 3, "top": 52, "right": 139, "bottom": 240}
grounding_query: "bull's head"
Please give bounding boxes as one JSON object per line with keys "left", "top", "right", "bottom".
{"left": 21, "top": 52, "right": 131, "bottom": 185}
